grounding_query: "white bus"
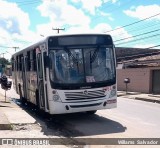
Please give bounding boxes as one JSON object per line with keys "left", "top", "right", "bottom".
{"left": 12, "top": 34, "right": 117, "bottom": 115}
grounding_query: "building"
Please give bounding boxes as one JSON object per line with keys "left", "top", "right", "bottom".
{"left": 116, "top": 47, "right": 160, "bottom": 94}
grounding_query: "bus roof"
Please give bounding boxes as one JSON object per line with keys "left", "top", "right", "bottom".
{"left": 12, "top": 33, "right": 112, "bottom": 57}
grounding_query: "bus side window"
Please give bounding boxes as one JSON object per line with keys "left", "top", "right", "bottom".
{"left": 49, "top": 52, "right": 54, "bottom": 81}
{"left": 16, "top": 56, "right": 19, "bottom": 71}
{"left": 30, "top": 50, "right": 34, "bottom": 71}
{"left": 19, "top": 55, "right": 22, "bottom": 71}
{"left": 37, "top": 54, "right": 43, "bottom": 79}
{"left": 27, "top": 51, "right": 31, "bottom": 71}
{"left": 18, "top": 56, "right": 20, "bottom": 71}
{"left": 33, "top": 49, "right": 37, "bottom": 71}
{"left": 30, "top": 50, "right": 36, "bottom": 71}
{"left": 11, "top": 58, "right": 14, "bottom": 71}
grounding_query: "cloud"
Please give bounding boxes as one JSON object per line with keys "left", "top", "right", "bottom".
{"left": 109, "top": 27, "right": 133, "bottom": 44}
{"left": 103, "top": 0, "right": 118, "bottom": 4}
{"left": 0, "top": 0, "right": 130, "bottom": 60}
{"left": 0, "top": 0, "right": 38, "bottom": 59}
{"left": 71, "top": 0, "right": 103, "bottom": 15}
{"left": 37, "top": 0, "right": 91, "bottom": 28}
{"left": 124, "top": 5, "right": 160, "bottom": 20}
{"left": 134, "top": 44, "right": 156, "bottom": 49}
{"left": 98, "top": 10, "right": 114, "bottom": 21}
{"left": 0, "top": 0, "right": 30, "bottom": 34}
{"left": 93, "top": 23, "right": 112, "bottom": 33}
{"left": 65, "top": 25, "right": 91, "bottom": 34}
{"left": 79, "top": 0, "right": 103, "bottom": 15}
{"left": 36, "top": 23, "right": 55, "bottom": 36}
{"left": 37, "top": 0, "right": 117, "bottom": 34}
{"left": 71, "top": 0, "right": 119, "bottom": 15}
{"left": 63, "top": 23, "right": 112, "bottom": 34}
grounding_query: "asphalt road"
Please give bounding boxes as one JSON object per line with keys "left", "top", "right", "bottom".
{"left": 45, "top": 97, "right": 160, "bottom": 138}
{"left": 99, "top": 97, "right": 160, "bottom": 138}
{"left": 1, "top": 82, "right": 160, "bottom": 147}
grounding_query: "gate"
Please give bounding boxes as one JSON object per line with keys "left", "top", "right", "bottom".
{"left": 152, "top": 70, "right": 160, "bottom": 94}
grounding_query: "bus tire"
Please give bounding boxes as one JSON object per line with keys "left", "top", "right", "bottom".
{"left": 86, "top": 110, "right": 97, "bottom": 115}
{"left": 19, "top": 84, "right": 25, "bottom": 105}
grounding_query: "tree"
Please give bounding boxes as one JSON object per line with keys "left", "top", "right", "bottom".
{"left": 0, "top": 58, "right": 10, "bottom": 66}
{"left": 0, "top": 58, "right": 11, "bottom": 75}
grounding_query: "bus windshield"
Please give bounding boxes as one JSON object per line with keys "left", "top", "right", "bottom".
{"left": 49, "top": 46, "right": 115, "bottom": 84}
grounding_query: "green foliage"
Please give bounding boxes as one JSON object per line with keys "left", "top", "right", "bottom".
{"left": 0, "top": 58, "right": 10, "bottom": 67}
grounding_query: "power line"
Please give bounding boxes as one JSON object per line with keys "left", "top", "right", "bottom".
{"left": 147, "top": 44, "right": 160, "bottom": 49}
{"left": 125, "top": 21, "right": 160, "bottom": 34}
{"left": 113, "top": 21, "right": 160, "bottom": 39}
{"left": 115, "top": 33, "right": 160, "bottom": 46}
{"left": 114, "top": 29, "right": 160, "bottom": 42}
{"left": 117, "top": 35, "right": 160, "bottom": 46}
{"left": 104, "top": 12, "right": 160, "bottom": 33}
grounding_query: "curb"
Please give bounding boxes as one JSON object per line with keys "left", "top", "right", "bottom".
{"left": 0, "top": 108, "right": 12, "bottom": 130}
{"left": 134, "top": 97, "right": 160, "bottom": 104}
{"left": 118, "top": 95, "right": 160, "bottom": 104}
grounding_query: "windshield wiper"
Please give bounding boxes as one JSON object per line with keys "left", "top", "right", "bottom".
{"left": 90, "top": 47, "right": 99, "bottom": 73}
{"left": 64, "top": 49, "right": 77, "bottom": 62}
{"left": 90, "top": 47, "right": 99, "bottom": 63}
{"left": 64, "top": 48, "right": 80, "bottom": 73}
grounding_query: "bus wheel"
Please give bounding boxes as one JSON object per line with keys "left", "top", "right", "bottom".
{"left": 86, "top": 110, "right": 97, "bottom": 115}
{"left": 19, "top": 84, "right": 25, "bottom": 105}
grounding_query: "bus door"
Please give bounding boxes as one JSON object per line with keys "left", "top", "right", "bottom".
{"left": 37, "top": 53, "right": 45, "bottom": 110}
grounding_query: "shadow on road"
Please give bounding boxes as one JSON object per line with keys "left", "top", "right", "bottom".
{"left": 43, "top": 113, "right": 127, "bottom": 137}
{"left": 11, "top": 98, "right": 127, "bottom": 138}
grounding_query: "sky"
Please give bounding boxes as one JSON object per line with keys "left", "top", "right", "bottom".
{"left": 0, "top": 0, "right": 160, "bottom": 59}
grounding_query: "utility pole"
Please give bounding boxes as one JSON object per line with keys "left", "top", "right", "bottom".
{"left": 52, "top": 28, "right": 65, "bottom": 34}
{"left": 12, "top": 46, "right": 19, "bottom": 52}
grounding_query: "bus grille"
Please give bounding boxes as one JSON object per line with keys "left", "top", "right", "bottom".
{"left": 64, "top": 90, "right": 105, "bottom": 101}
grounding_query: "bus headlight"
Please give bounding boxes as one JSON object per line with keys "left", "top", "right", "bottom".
{"left": 53, "top": 95, "right": 61, "bottom": 102}
{"left": 109, "top": 87, "right": 116, "bottom": 98}
{"left": 109, "top": 89, "right": 116, "bottom": 98}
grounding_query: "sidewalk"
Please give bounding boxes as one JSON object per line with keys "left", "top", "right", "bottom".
{"left": 118, "top": 91, "right": 160, "bottom": 103}
{"left": 0, "top": 91, "right": 36, "bottom": 130}
{"left": 0, "top": 93, "right": 12, "bottom": 130}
